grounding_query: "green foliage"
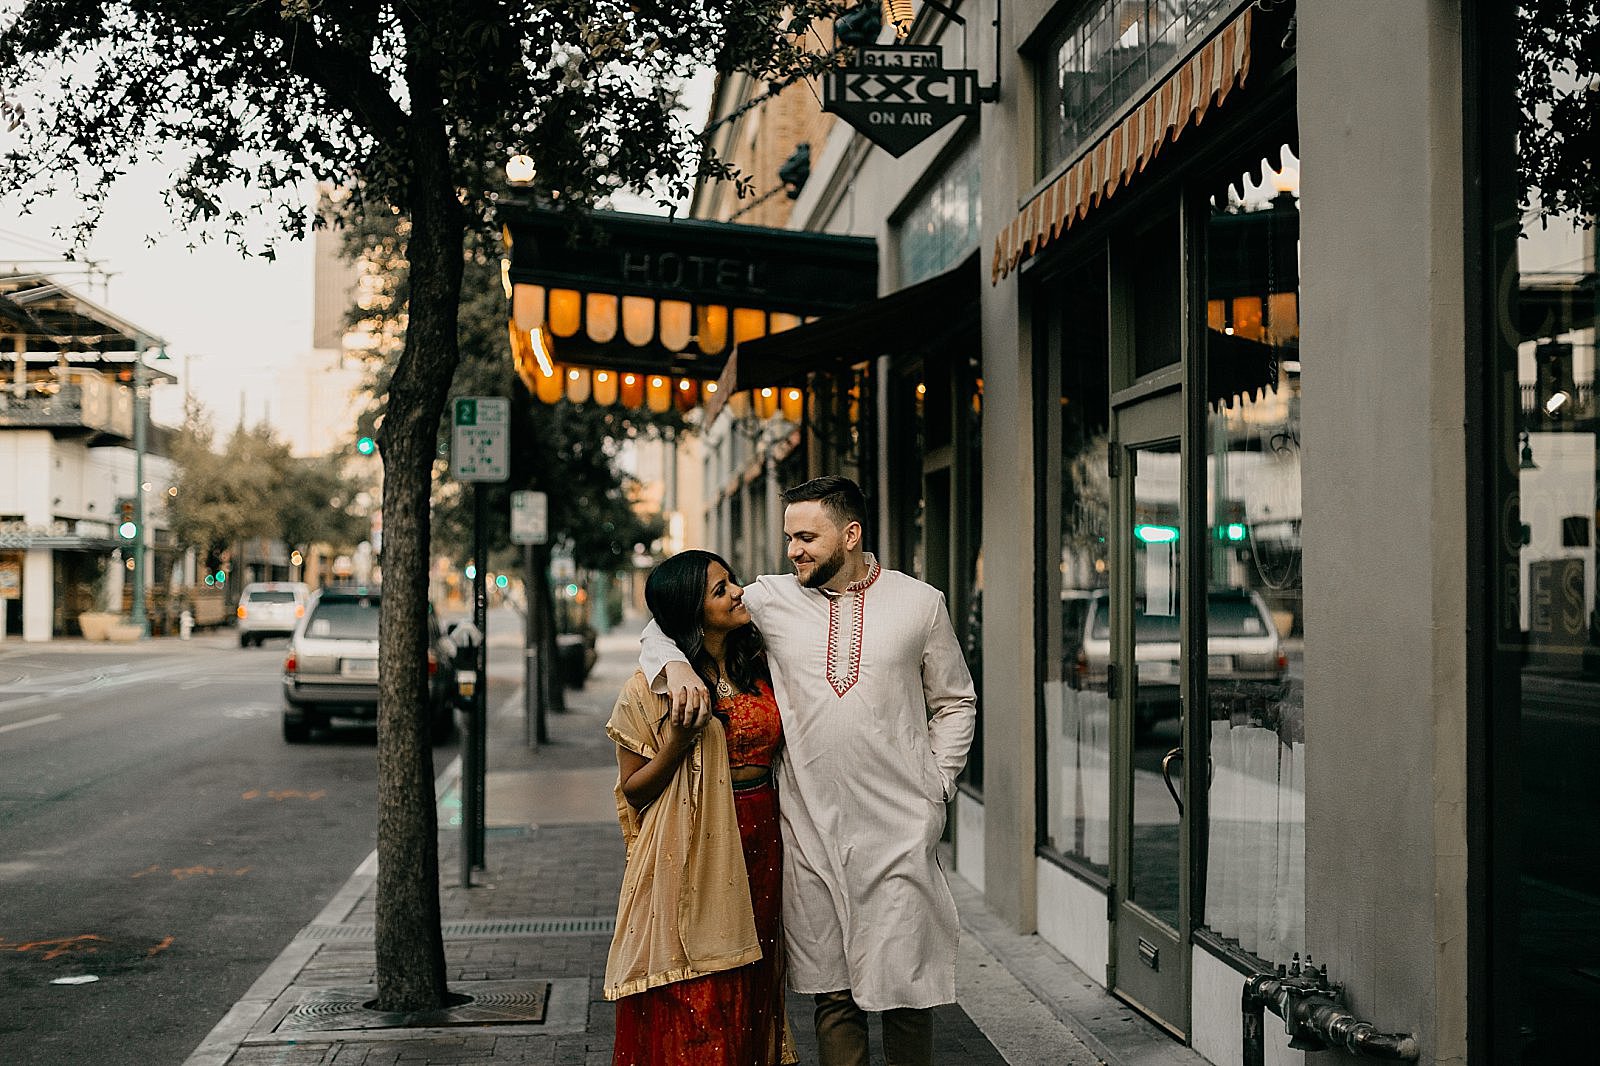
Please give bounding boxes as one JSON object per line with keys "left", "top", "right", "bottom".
{"left": 167, "top": 400, "right": 367, "bottom": 558}
{"left": 349, "top": 219, "right": 681, "bottom": 572}
{"left": 0, "top": 0, "right": 856, "bottom": 249}
{"left": 1519, "top": 2, "right": 1598, "bottom": 225}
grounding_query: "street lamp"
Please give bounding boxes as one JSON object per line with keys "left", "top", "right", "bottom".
{"left": 506, "top": 154, "right": 537, "bottom": 185}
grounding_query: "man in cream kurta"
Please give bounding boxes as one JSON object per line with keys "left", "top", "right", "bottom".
{"left": 642, "top": 476, "right": 975, "bottom": 1066}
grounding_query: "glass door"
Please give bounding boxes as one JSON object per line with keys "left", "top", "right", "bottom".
{"left": 1110, "top": 388, "right": 1190, "bottom": 1034}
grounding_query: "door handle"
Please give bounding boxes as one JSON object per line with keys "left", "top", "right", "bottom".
{"left": 1161, "top": 747, "right": 1183, "bottom": 815}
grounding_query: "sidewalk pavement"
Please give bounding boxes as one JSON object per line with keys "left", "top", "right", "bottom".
{"left": 185, "top": 615, "right": 1203, "bottom": 1066}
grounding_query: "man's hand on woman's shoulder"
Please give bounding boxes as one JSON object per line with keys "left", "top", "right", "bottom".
{"left": 664, "top": 660, "right": 712, "bottom": 729}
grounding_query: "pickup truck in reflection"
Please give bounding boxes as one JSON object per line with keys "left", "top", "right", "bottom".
{"left": 1067, "top": 587, "right": 1289, "bottom": 731}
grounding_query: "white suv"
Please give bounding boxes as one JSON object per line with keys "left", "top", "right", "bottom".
{"left": 236, "top": 582, "right": 310, "bottom": 647}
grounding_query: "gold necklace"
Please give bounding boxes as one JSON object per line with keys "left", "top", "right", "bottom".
{"left": 710, "top": 662, "right": 734, "bottom": 700}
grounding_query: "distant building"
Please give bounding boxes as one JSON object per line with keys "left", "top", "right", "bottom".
{"left": 0, "top": 274, "right": 180, "bottom": 639}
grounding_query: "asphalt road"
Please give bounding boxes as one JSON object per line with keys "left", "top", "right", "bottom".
{"left": 0, "top": 631, "right": 457, "bottom": 1066}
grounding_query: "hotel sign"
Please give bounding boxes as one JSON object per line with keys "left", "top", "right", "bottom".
{"left": 505, "top": 205, "right": 877, "bottom": 316}
{"left": 824, "top": 46, "right": 979, "bottom": 158}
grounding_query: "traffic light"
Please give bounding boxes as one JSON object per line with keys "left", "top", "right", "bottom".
{"left": 356, "top": 435, "right": 377, "bottom": 456}
{"left": 116, "top": 497, "right": 137, "bottom": 539}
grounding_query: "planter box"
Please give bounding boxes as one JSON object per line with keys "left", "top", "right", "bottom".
{"left": 77, "top": 612, "right": 117, "bottom": 641}
{"left": 106, "top": 623, "right": 144, "bottom": 643}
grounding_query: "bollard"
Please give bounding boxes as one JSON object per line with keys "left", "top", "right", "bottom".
{"left": 179, "top": 610, "right": 193, "bottom": 640}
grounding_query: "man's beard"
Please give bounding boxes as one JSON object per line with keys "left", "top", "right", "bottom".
{"left": 799, "top": 546, "right": 846, "bottom": 588}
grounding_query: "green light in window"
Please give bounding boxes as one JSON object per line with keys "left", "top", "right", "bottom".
{"left": 1134, "top": 524, "right": 1179, "bottom": 544}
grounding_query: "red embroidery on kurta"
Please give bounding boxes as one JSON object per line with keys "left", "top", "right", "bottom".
{"left": 824, "top": 562, "right": 880, "bottom": 697}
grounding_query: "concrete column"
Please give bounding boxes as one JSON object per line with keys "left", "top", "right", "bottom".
{"left": 1299, "top": 2, "right": 1468, "bottom": 1062}
{"left": 977, "top": 0, "right": 1039, "bottom": 931}
{"left": 22, "top": 548, "right": 52, "bottom": 641}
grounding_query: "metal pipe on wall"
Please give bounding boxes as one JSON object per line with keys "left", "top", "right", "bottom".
{"left": 1242, "top": 956, "right": 1420, "bottom": 1064}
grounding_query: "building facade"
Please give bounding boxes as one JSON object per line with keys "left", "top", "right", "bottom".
{"left": 1, "top": 278, "right": 182, "bottom": 640}
{"left": 675, "top": 2, "right": 1595, "bottom": 1063}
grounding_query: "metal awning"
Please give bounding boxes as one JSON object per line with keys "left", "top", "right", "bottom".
{"left": 0, "top": 274, "right": 167, "bottom": 352}
{"left": 501, "top": 204, "right": 877, "bottom": 409}
{"left": 717, "top": 250, "right": 978, "bottom": 380}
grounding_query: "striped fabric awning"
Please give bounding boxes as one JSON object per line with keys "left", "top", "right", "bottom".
{"left": 991, "top": 6, "right": 1253, "bottom": 283}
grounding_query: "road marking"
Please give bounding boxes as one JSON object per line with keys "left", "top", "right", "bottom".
{"left": 1, "top": 934, "right": 107, "bottom": 960}
{"left": 132, "top": 864, "right": 252, "bottom": 881}
{"left": 147, "top": 936, "right": 174, "bottom": 957}
{"left": 241, "top": 788, "right": 326, "bottom": 801}
{"left": 0, "top": 713, "right": 64, "bottom": 734}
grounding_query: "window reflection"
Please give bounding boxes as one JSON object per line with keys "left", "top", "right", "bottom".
{"left": 1043, "top": 254, "right": 1113, "bottom": 871}
{"left": 1201, "top": 145, "right": 1305, "bottom": 965}
{"left": 1503, "top": 179, "right": 1599, "bottom": 1066}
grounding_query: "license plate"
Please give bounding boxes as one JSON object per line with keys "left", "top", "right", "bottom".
{"left": 340, "top": 658, "right": 378, "bottom": 679}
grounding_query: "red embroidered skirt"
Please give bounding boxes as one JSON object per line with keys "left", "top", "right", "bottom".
{"left": 612, "top": 780, "right": 785, "bottom": 1066}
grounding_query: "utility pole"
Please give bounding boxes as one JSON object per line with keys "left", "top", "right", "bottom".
{"left": 130, "top": 344, "right": 149, "bottom": 637}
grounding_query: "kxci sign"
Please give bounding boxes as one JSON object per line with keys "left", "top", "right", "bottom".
{"left": 823, "top": 45, "right": 980, "bottom": 158}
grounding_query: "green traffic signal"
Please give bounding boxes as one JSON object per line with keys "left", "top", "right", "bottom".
{"left": 118, "top": 520, "right": 138, "bottom": 539}
{"left": 495, "top": 574, "right": 509, "bottom": 589}
{"left": 356, "top": 436, "right": 377, "bottom": 455}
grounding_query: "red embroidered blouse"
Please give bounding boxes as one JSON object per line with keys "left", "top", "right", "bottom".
{"left": 718, "top": 679, "right": 783, "bottom": 769}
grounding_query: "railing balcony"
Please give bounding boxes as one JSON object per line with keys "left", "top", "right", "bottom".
{"left": 0, "top": 381, "right": 134, "bottom": 437}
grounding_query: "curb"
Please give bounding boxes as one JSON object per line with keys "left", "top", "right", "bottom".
{"left": 180, "top": 755, "right": 462, "bottom": 1066}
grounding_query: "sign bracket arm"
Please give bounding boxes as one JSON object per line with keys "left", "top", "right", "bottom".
{"left": 916, "top": 0, "right": 1001, "bottom": 104}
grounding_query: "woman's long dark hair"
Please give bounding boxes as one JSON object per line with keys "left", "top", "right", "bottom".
{"left": 644, "top": 550, "right": 769, "bottom": 699}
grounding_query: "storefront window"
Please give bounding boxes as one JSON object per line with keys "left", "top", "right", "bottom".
{"left": 1037, "top": 0, "right": 1234, "bottom": 177}
{"left": 1041, "top": 253, "right": 1113, "bottom": 871}
{"left": 1200, "top": 145, "right": 1305, "bottom": 965}
{"left": 1485, "top": 7, "right": 1598, "bottom": 1054}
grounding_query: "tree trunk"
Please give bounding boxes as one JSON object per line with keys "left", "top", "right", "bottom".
{"left": 372, "top": 135, "right": 464, "bottom": 1013}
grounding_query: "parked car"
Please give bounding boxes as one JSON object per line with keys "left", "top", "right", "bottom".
{"left": 281, "top": 587, "right": 456, "bottom": 744}
{"left": 1068, "top": 586, "right": 1288, "bottom": 731}
{"left": 235, "top": 581, "right": 309, "bottom": 647}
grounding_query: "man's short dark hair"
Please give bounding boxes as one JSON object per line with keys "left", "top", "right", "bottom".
{"left": 783, "top": 475, "right": 868, "bottom": 533}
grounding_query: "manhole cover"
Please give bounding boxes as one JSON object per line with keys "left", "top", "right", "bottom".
{"left": 276, "top": 980, "right": 549, "bottom": 1033}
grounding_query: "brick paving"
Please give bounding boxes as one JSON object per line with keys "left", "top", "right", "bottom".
{"left": 190, "top": 616, "right": 1111, "bottom": 1066}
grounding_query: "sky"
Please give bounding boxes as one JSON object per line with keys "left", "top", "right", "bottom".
{"left": 1, "top": 160, "right": 318, "bottom": 430}
{"left": 0, "top": 75, "right": 712, "bottom": 437}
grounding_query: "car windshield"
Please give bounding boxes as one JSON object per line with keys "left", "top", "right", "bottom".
{"left": 1089, "top": 592, "right": 1268, "bottom": 640}
{"left": 248, "top": 591, "right": 298, "bottom": 604}
{"left": 304, "top": 600, "right": 380, "bottom": 639}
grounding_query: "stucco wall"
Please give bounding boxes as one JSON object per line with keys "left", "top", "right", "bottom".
{"left": 1298, "top": 2, "right": 1468, "bottom": 1061}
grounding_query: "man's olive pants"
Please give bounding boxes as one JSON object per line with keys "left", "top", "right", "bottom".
{"left": 814, "top": 990, "right": 933, "bottom": 1066}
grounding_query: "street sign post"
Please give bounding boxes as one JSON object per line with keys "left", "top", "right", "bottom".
{"left": 451, "top": 397, "right": 507, "bottom": 886}
{"left": 510, "top": 490, "right": 549, "bottom": 749}
{"left": 510, "top": 490, "right": 549, "bottom": 545}
{"left": 450, "top": 397, "right": 510, "bottom": 482}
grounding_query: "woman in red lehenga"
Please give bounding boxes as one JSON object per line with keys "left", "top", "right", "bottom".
{"left": 604, "top": 550, "right": 795, "bottom": 1066}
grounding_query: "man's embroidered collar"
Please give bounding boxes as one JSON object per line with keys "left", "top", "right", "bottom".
{"left": 824, "top": 556, "right": 879, "bottom": 696}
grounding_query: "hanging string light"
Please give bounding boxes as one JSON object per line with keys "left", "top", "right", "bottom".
{"left": 882, "top": 0, "right": 915, "bottom": 40}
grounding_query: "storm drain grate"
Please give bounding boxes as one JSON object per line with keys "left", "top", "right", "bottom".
{"left": 300, "top": 916, "right": 615, "bottom": 941}
{"left": 275, "top": 980, "right": 549, "bottom": 1033}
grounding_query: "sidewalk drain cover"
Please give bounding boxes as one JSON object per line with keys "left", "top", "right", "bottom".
{"left": 276, "top": 980, "right": 549, "bottom": 1033}
{"left": 300, "top": 916, "right": 615, "bottom": 941}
